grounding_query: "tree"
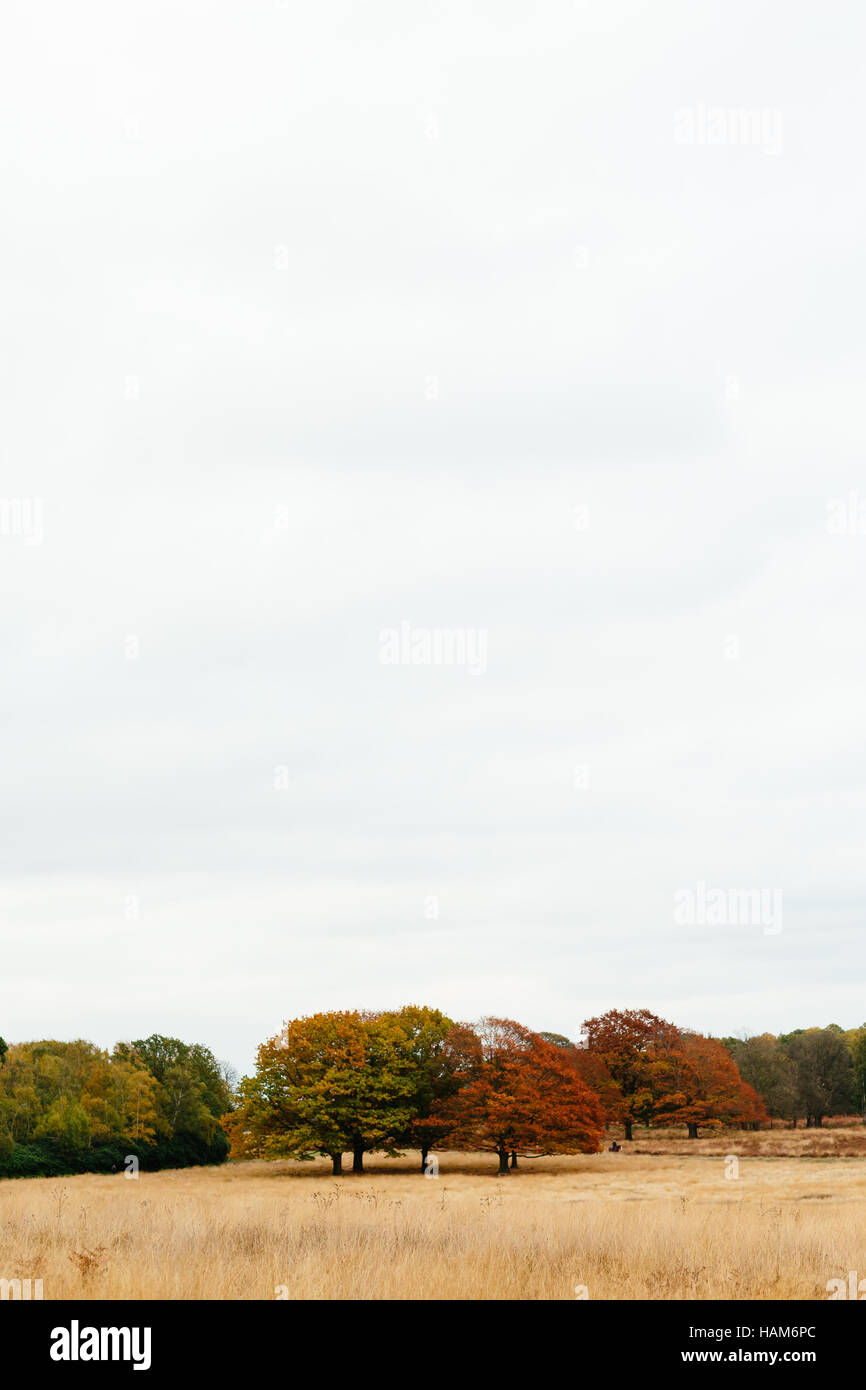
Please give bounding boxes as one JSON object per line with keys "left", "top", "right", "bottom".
{"left": 105, "top": 1059, "right": 160, "bottom": 1145}
{"left": 581, "top": 1008, "right": 681, "bottom": 1140}
{"left": 426, "top": 1018, "right": 604, "bottom": 1174}
{"left": 0, "top": 1038, "right": 7, "bottom": 1068}
{"left": 121, "top": 1035, "right": 233, "bottom": 1161}
{"left": 782, "top": 1028, "right": 854, "bottom": 1127}
{"left": 724, "top": 1034, "right": 797, "bottom": 1124}
{"left": 0, "top": 1034, "right": 233, "bottom": 1176}
{"left": 383, "top": 1004, "right": 456, "bottom": 1171}
{"left": 35, "top": 1095, "right": 91, "bottom": 1150}
{"left": 539, "top": 1032, "right": 574, "bottom": 1049}
{"left": 847, "top": 1026, "right": 866, "bottom": 1119}
{"left": 656, "top": 1033, "right": 769, "bottom": 1137}
{"left": 224, "top": 1011, "right": 419, "bottom": 1174}
{"left": 411, "top": 1023, "right": 483, "bottom": 1166}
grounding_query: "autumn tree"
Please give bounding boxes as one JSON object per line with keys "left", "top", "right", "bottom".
{"left": 538, "top": 1033, "right": 626, "bottom": 1131}
{"left": 426, "top": 1018, "right": 604, "bottom": 1174}
{"left": 410, "top": 1022, "right": 484, "bottom": 1165}
{"left": 656, "top": 1033, "right": 769, "bottom": 1137}
{"left": 0, "top": 1036, "right": 231, "bottom": 1177}
{"left": 225, "top": 1010, "right": 420, "bottom": 1174}
{"left": 383, "top": 1004, "right": 458, "bottom": 1171}
{"left": 581, "top": 1008, "right": 681, "bottom": 1140}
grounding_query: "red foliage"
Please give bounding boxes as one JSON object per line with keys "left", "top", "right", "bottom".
{"left": 581, "top": 1008, "right": 682, "bottom": 1137}
{"left": 655, "top": 1033, "right": 771, "bottom": 1135}
{"left": 427, "top": 1018, "right": 605, "bottom": 1172}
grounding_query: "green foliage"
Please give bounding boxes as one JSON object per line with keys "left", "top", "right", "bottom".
{"left": 781, "top": 1028, "right": 854, "bottom": 1125}
{"left": 726, "top": 1034, "right": 798, "bottom": 1121}
{"left": 225, "top": 1010, "right": 425, "bottom": 1168}
{"left": 0, "top": 1035, "right": 233, "bottom": 1178}
{"left": 123, "top": 1035, "right": 232, "bottom": 1146}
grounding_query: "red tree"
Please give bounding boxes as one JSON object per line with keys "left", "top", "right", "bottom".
{"left": 655, "top": 1033, "right": 770, "bottom": 1137}
{"left": 427, "top": 1018, "right": 604, "bottom": 1174}
{"left": 581, "top": 1008, "right": 681, "bottom": 1140}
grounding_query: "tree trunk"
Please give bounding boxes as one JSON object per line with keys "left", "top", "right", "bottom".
{"left": 352, "top": 1142, "right": 364, "bottom": 1174}
{"left": 497, "top": 1146, "right": 509, "bottom": 1175}
{"left": 330, "top": 1153, "right": 343, "bottom": 1176}
{"left": 420, "top": 1144, "right": 429, "bottom": 1173}
{"left": 509, "top": 1150, "right": 518, "bottom": 1169}
{"left": 815, "top": 1115, "right": 823, "bottom": 1128}
{"left": 687, "top": 1122, "right": 699, "bottom": 1139}
{"left": 624, "top": 1120, "right": 633, "bottom": 1142}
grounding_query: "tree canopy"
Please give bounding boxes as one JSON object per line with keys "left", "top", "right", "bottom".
{"left": 0, "top": 1035, "right": 233, "bottom": 1177}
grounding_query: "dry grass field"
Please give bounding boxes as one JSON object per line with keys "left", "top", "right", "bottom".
{"left": 2, "top": 1129, "right": 865, "bottom": 1300}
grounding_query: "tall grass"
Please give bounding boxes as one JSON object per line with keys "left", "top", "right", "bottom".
{"left": 1, "top": 1144, "right": 864, "bottom": 1300}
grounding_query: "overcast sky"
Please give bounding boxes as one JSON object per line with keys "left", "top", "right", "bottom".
{"left": 2, "top": 1, "right": 865, "bottom": 1076}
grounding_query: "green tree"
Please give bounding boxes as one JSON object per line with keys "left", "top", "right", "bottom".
{"left": 35, "top": 1095, "right": 91, "bottom": 1150}
{"left": 225, "top": 1011, "right": 419, "bottom": 1175}
{"left": 121, "top": 1035, "right": 233, "bottom": 1158}
{"left": 0, "top": 1035, "right": 230, "bottom": 1176}
{"left": 781, "top": 1028, "right": 854, "bottom": 1127}
{"left": 724, "top": 1034, "right": 797, "bottom": 1123}
{"left": 384, "top": 1004, "right": 456, "bottom": 1171}
{"left": 539, "top": 1032, "right": 575, "bottom": 1049}
{"left": 842, "top": 1025, "right": 866, "bottom": 1118}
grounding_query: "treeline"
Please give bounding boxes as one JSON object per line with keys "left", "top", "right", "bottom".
{"left": 3, "top": 1012, "right": 860, "bottom": 1180}
{"left": 225, "top": 1006, "right": 769, "bottom": 1174}
{"left": 0, "top": 1034, "right": 233, "bottom": 1178}
{"left": 722, "top": 1026, "right": 865, "bottom": 1128}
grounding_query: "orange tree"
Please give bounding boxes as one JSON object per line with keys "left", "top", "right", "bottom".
{"left": 581, "top": 1008, "right": 682, "bottom": 1140}
{"left": 425, "top": 1018, "right": 604, "bottom": 1174}
{"left": 565, "top": 1047, "right": 625, "bottom": 1127}
{"left": 224, "top": 1009, "right": 435, "bottom": 1174}
{"left": 655, "top": 1032, "right": 769, "bottom": 1137}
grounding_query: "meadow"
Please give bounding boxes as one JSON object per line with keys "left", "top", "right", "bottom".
{"left": 2, "top": 1128, "right": 865, "bottom": 1300}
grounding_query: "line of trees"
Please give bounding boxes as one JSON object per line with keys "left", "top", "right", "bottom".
{"left": 3, "top": 1011, "right": 862, "bottom": 1179}
{"left": 224, "top": 1005, "right": 772, "bottom": 1173}
{"left": 722, "top": 1026, "right": 863, "bottom": 1128}
{"left": 223, "top": 1007, "right": 606, "bottom": 1175}
{"left": 0, "top": 1035, "right": 234, "bottom": 1178}
{"left": 562, "top": 1009, "right": 768, "bottom": 1140}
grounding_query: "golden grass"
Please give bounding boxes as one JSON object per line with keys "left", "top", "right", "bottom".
{"left": 2, "top": 1134, "right": 866, "bottom": 1300}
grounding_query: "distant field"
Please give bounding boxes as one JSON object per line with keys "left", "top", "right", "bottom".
{"left": 2, "top": 1129, "right": 865, "bottom": 1300}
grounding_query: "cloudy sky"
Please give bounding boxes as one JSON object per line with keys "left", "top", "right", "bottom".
{"left": 2, "top": 0, "right": 865, "bottom": 1075}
